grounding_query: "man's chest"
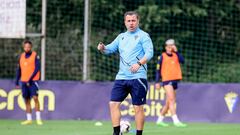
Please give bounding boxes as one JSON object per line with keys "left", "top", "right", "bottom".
{"left": 118, "top": 35, "right": 141, "bottom": 52}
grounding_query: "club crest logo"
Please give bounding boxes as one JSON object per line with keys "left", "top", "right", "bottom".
{"left": 134, "top": 35, "right": 138, "bottom": 40}
{"left": 224, "top": 92, "right": 238, "bottom": 113}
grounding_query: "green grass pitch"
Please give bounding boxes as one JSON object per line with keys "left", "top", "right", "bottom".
{"left": 0, "top": 119, "right": 239, "bottom": 135}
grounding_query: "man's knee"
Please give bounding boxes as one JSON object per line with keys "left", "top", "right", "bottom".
{"left": 32, "top": 96, "right": 39, "bottom": 102}
{"left": 109, "top": 101, "right": 121, "bottom": 109}
{"left": 167, "top": 97, "right": 176, "bottom": 104}
{"left": 134, "top": 105, "right": 144, "bottom": 114}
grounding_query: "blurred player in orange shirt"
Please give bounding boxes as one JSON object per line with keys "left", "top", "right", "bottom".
{"left": 15, "top": 40, "right": 43, "bottom": 125}
{"left": 155, "top": 39, "right": 186, "bottom": 127}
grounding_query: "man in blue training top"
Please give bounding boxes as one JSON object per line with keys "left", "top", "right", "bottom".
{"left": 97, "top": 11, "right": 153, "bottom": 135}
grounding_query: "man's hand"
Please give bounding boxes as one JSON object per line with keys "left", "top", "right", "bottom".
{"left": 97, "top": 42, "right": 105, "bottom": 52}
{"left": 26, "top": 80, "right": 33, "bottom": 87}
{"left": 172, "top": 45, "right": 178, "bottom": 52}
{"left": 155, "top": 83, "right": 161, "bottom": 90}
{"left": 26, "top": 82, "right": 30, "bottom": 87}
{"left": 130, "top": 63, "right": 141, "bottom": 73}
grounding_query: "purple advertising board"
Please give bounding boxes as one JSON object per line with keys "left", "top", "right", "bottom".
{"left": 0, "top": 79, "right": 240, "bottom": 123}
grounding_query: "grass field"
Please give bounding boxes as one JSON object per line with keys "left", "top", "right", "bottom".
{"left": 0, "top": 119, "right": 240, "bottom": 135}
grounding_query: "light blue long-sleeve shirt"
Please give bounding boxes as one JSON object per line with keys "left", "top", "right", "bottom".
{"left": 104, "top": 28, "right": 154, "bottom": 80}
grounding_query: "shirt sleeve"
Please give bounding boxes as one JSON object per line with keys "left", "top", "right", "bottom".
{"left": 176, "top": 52, "right": 184, "bottom": 64}
{"left": 104, "top": 35, "right": 120, "bottom": 54}
{"left": 15, "top": 56, "right": 21, "bottom": 85}
{"left": 155, "top": 55, "right": 163, "bottom": 82}
{"left": 28, "top": 55, "right": 40, "bottom": 82}
{"left": 142, "top": 34, "right": 154, "bottom": 61}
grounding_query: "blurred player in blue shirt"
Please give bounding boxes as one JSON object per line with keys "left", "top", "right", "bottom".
{"left": 97, "top": 11, "right": 153, "bottom": 135}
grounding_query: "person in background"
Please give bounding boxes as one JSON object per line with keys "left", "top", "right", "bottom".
{"left": 16, "top": 40, "right": 43, "bottom": 125}
{"left": 155, "top": 39, "right": 187, "bottom": 127}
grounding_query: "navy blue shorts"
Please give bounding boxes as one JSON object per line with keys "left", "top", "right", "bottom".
{"left": 111, "top": 79, "right": 148, "bottom": 105}
{"left": 20, "top": 81, "right": 39, "bottom": 99}
{"left": 162, "top": 80, "right": 179, "bottom": 90}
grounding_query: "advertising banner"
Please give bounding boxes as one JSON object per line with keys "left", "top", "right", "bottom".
{"left": 0, "top": 0, "right": 26, "bottom": 38}
{"left": 0, "top": 80, "right": 240, "bottom": 122}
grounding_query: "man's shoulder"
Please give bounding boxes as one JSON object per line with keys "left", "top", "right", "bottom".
{"left": 119, "top": 31, "right": 128, "bottom": 36}
{"left": 31, "top": 51, "right": 40, "bottom": 60}
{"left": 32, "top": 51, "right": 38, "bottom": 55}
{"left": 17, "top": 54, "right": 22, "bottom": 61}
{"left": 17, "top": 52, "right": 25, "bottom": 59}
{"left": 115, "top": 32, "right": 126, "bottom": 39}
{"left": 138, "top": 29, "right": 150, "bottom": 37}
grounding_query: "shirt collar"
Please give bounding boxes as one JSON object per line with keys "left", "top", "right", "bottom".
{"left": 127, "top": 27, "right": 140, "bottom": 34}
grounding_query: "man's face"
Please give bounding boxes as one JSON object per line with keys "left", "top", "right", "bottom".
{"left": 23, "top": 43, "right": 32, "bottom": 53}
{"left": 124, "top": 15, "right": 139, "bottom": 32}
{"left": 165, "top": 44, "right": 173, "bottom": 53}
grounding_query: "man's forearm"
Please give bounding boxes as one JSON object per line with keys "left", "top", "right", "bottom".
{"left": 138, "top": 56, "right": 148, "bottom": 65}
